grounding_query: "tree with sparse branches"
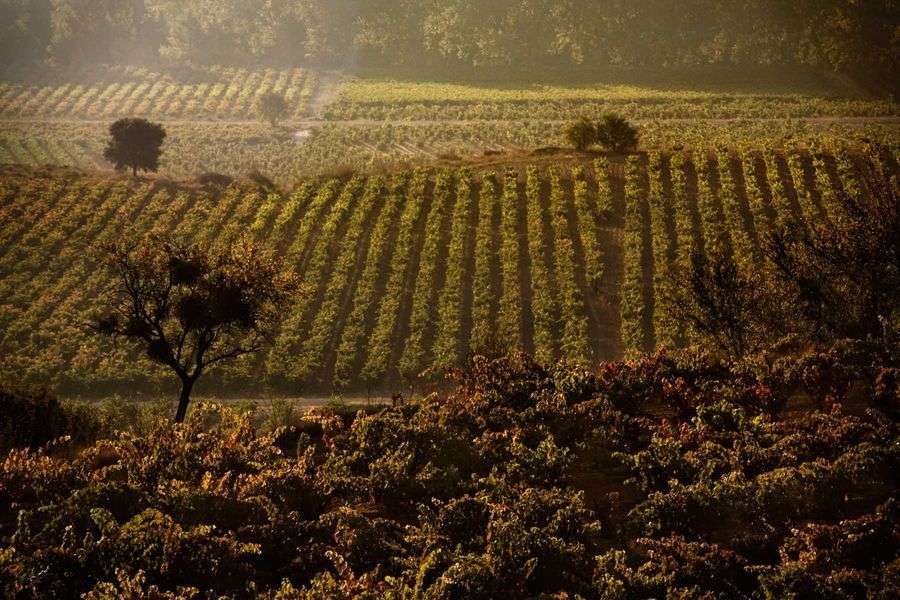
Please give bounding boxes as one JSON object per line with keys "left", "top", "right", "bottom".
{"left": 670, "top": 248, "right": 776, "bottom": 357}
{"left": 595, "top": 113, "right": 639, "bottom": 154}
{"left": 257, "top": 91, "right": 290, "bottom": 127}
{"left": 564, "top": 117, "right": 597, "bottom": 151}
{"left": 768, "top": 179, "right": 900, "bottom": 341}
{"left": 671, "top": 177, "right": 899, "bottom": 357}
{"left": 93, "top": 236, "right": 297, "bottom": 423}
{"left": 103, "top": 118, "right": 166, "bottom": 177}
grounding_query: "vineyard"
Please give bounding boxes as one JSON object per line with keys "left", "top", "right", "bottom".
{"left": 1, "top": 119, "right": 897, "bottom": 184}
{"left": 1, "top": 143, "right": 896, "bottom": 396}
{"left": 0, "top": 66, "right": 898, "bottom": 182}
{"left": 0, "top": 64, "right": 319, "bottom": 120}
{"left": 326, "top": 78, "right": 899, "bottom": 121}
{"left": 3, "top": 4, "right": 899, "bottom": 596}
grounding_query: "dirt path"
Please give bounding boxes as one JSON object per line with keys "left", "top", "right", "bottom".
{"left": 307, "top": 72, "right": 343, "bottom": 119}
{"left": 561, "top": 172, "right": 606, "bottom": 361}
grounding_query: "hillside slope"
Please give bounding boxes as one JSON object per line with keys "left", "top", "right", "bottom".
{"left": 0, "top": 145, "right": 896, "bottom": 395}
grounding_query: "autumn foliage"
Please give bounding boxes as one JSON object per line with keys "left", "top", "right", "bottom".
{"left": 2, "top": 341, "right": 898, "bottom": 598}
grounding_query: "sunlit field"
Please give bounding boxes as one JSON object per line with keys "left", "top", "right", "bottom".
{"left": 327, "top": 77, "right": 898, "bottom": 121}
{"left": 2, "top": 144, "right": 895, "bottom": 396}
{"left": 1, "top": 65, "right": 896, "bottom": 181}
{"left": 0, "top": 64, "right": 319, "bottom": 120}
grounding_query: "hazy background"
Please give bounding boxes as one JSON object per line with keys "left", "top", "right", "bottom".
{"left": 1, "top": 1, "right": 896, "bottom": 92}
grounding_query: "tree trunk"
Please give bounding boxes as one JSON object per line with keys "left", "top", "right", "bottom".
{"left": 174, "top": 377, "right": 195, "bottom": 423}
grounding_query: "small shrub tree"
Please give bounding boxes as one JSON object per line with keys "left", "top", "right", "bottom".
{"left": 595, "top": 113, "right": 639, "bottom": 154}
{"left": 670, "top": 248, "right": 777, "bottom": 357}
{"left": 257, "top": 91, "right": 290, "bottom": 127}
{"left": 768, "top": 179, "right": 899, "bottom": 341}
{"left": 0, "top": 387, "right": 69, "bottom": 451}
{"left": 564, "top": 117, "right": 597, "bottom": 151}
{"left": 93, "top": 236, "right": 297, "bottom": 423}
{"left": 670, "top": 178, "right": 899, "bottom": 355}
{"left": 103, "top": 118, "right": 166, "bottom": 177}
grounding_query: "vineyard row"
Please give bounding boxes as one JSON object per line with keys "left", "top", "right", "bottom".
{"left": 0, "top": 146, "right": 895, "bottom": 394}
{"left": 0, "top": 67, "right": 318, "bottom": 120}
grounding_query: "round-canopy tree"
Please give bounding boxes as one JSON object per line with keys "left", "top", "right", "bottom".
{"left": 103, "top": 118, "right": 166, "bottom": 177}
{"left": 257, "top": 91, "right": 290, "bottom": 127}
{"left": 596, "top": 113, "right": 639, "bottom": 154}
{"left": 93, "top": 236, "right": 297, "bottom": 422}
{"left": 564, "top": 117, "right": 597, "bottom": 151}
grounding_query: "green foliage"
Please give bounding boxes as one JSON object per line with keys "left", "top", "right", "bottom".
{"left": 95, "top": 235, "right": 297, "bottom": 421}
{"left": 1, "top": 144, "right": 896, "bottom": 396}
{"left": 16, "top": 1, "right": 898, "bottom": 89}
{"left": 564, "top": 117, "right": 597, "bottom": 151}
{"left": 103, "top": 118, "right": 166, "bottom": 177}
{"left": 257, "top": 91, "right": 289, "bottom": 127}
{"left": 595, "top": 113, "right": 639, "bottom": 154}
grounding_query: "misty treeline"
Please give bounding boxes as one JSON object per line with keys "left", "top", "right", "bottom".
{"left": 2, "top": 1, "right": 897, "bottom": 87}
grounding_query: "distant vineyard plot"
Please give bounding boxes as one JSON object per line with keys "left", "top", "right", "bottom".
{"left": 1, "top": 119, "right": 898, "bottom": 184}
{"left": 325, "top": 79, "right": 899, "bottom": 122}
{"left": 0, "top": 65, "right": 319, "bottom": 121}
{"left": 0, "top": 145, "right": 895, "bottom": 395}
{"left": 0, "top": 67, "right": 897, "bottom": 180}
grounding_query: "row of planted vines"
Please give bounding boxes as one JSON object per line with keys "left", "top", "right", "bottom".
{"left": 0, "top": 144, "right": 895, "bottom": 393}
{"left": 326, "top": 80, "right": 899, "bottom": 121}
{"left": 0, "top": 66, "right": 319, "bottom": 120}
{"left": 2, "top": 120, "right": 897, "bottom": 186}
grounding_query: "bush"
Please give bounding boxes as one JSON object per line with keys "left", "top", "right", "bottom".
{"left": 257, "top": 91, "right": 290, "bottom": 127}
{"left": 563, "top": 117, "right": 597, "bottom": 151}
{"left": 595, "top": 113, "right": 639, "bottom": 153}
{"left": 0, "top": 387, "right": 103, "bottom": 451}
{"left": 1, "top": 341, "right": 897, "bottom": 598}
{"left": 195, "top": 172, "right": 233, "bottom": 192}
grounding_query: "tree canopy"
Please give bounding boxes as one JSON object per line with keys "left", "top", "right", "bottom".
{"left": 103, "top": 118, "right": 166, "bottom": 177}
{"left": 257, "top": 91, "right": 290, "bottom": 127}
{"left": 2, "top": 1, "right": 896, "bottom": 91}
{"left": 94, "top": 236, "right": 296, "bottom": 422}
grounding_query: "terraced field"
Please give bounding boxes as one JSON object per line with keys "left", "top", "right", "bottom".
{"left": 1, "top": 144, "right": 895, "bottom": 395}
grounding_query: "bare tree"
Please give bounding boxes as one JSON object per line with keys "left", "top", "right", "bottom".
{"left": 768, "top": 181, "right": 899, "bottom": 342}
{"left": 93, "top": 236, "right": 297, "bottom": 422}
{"left": 669, "top": 248, "right": 777, "bottom": 357}
{"left": 670, "top": 177, "right": 899, "bottom": 357}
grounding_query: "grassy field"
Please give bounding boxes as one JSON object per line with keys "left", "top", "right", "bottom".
{"left": 1, "top": 143, "right": 895, "bottom": 396}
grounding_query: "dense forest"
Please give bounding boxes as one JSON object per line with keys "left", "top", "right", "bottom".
{"left": 2, "top": 1, "right": 897, "bottom": 89}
